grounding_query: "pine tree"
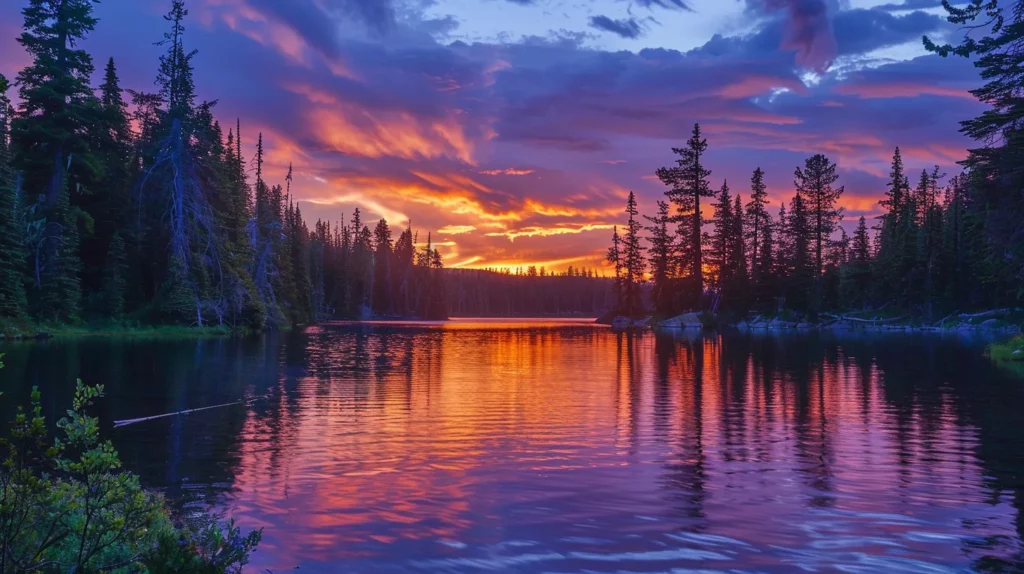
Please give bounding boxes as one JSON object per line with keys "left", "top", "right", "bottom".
{"left": 82, "top": 57, "right": 133, "bottom": 312}
{"left": 12, "top": 0, "right": 101, "bottom": 205}
{"left": 156, "top": 0, "right": 197, "bottom": 123}
{"left": 0, "top": 74, "right": 27, "bottom": 317}
{"left": 38, "top": 172, "right": 82, "bottom": 322}
{"left": 755, "top": 213, "right": 776, "bottom": 309}
{"left": 842, "top": 216, "right": 873, "bottom": 310}
{"left": 775, "top": 202, "right": 789, "bottom": 282}
{"left": 103, "top": 231, "right": 127, "bottom": 318}
{"left": 745, "top": 167, "right": 770, "bottom": 282}
{"left": 710, "top": 180, "right": 734, "bottom": 288}
{"left": 783, "top": 191, "right": 813, "bottom": 311}
{"left": 731, "top": 194, "right": 747, "bottom": 290}
{"left": 372, "top": 218, "right": 393, "bottom": 315}
{"left": 794, "top": 153, "right": 843, "bottom": 309}
{"left": 643, "top": 200, "right": 673, "bottom": 314}
{"left": 875, "top": 147, "right": 913, "bottom": 304}
{"left": 927, "top": 1, "right": 1024, "bottom": 305}
{"left": 656, "top": 123, "right": 713, "bottom": 306}
{"left": 621, "top": 191, "right": 644, "bottom": 316}
{"left": 606, "top": 226, "right": 623, "bottom": 310}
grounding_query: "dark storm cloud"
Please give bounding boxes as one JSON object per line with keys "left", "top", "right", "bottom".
{"left": 691, "top": 4, "right": 948, "bottom": 67}
{"left": 746, "top": 0, "right": 838, "bottom": 72}
{"left": 634, "top": 0, "right": 695, "bottom": 11}
{"left": 588, "top": 15, "right": 644, "bottom": 38}
{"left": 875, "top": 0, "right": 946, "bottom": 11}
{"left": 833, "top": 8, "right": 945, "bottom": 56}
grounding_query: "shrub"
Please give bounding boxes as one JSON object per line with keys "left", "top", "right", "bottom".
{"left": 0, "top": 363, "right": 261, "bottom": 572}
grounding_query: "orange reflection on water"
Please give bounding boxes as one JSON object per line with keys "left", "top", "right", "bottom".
{"left": 223, "top": 325, "right": 1022, "bottom": 572}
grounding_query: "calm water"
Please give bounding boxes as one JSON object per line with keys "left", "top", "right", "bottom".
{"left": 2, "top": 320, "right": 1024, "bottom": 573}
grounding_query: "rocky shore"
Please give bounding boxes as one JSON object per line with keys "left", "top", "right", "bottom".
{"left": 606, "top": 309, "right": 1023, "bottom": 335}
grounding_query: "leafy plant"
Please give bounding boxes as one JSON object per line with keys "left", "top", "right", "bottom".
{"left": 0, "top": 361, "right": 261, "bottom": 572}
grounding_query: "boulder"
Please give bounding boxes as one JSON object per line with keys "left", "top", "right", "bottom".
{"left": 632, "top": 317, "right": 651, "bottom": 328}
{"left": 1013, "top": 349, "right": 1023, "bottom": 359}
{"left": 979, "top": 318, "right": 1002, "bottom": 330}
{"left": 658, "top": 312, "right": 703, "bottom": 329}
{"left": 611, "top": 316, "right": 632, "bottom": 330}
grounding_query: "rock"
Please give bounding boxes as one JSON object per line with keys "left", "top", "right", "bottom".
{"left": 658, "top": 313, "right": 703, "bottom": 329}
{"left": 796, "top": 322, "right": 814, "bottom": 330}
{"left": 34, "top": 332, "right": 51, "bottom": 340}
{"left": 358, "top": 304, "right": 374, "bottom": 321}
{"left": 979, "top": 318, "right": 1002, "bottom": 330}
{"left": 1013, "top": 349, "right": 1023, "bottom": 358}
{"left": 632, "top": 317, "right": 651, "bottom": 328}
{"left": 834, "top": 321, "right": 853, "bottom": 331}
{"left": 773, "top": 321, "right": 797, "bottom": 329}
{"left": 736, "top": 321, "right": 749, "bottom": 330}
{"left": 611, "top": 316, "right": 632, "bottom": 330}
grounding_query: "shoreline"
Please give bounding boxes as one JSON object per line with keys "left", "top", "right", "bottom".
{"left": 606, "top": 309, "right": 1024, "bottom": 336}
{"left": 0, "top": 322, "right": 265, "bottom": 342}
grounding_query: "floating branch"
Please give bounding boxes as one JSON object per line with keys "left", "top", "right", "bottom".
{"left": 113, "top": 393, "right": 271, "bottom": 428}
{"left": 823, "top": 313, "right": 909, "bottom": 324}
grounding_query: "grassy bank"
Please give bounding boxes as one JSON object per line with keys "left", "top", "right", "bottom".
{"left": 0, "top": 317, "right": 257, "bottom": 340}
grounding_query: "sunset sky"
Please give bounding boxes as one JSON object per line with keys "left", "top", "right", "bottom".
{"left": 0, "top": 0, "right": 984, "bottom": 272}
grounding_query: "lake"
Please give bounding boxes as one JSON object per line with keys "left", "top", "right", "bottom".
{"left": 1, "top": 319, "right": 1023, "bottom": 573}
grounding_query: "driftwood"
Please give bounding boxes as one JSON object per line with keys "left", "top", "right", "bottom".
{"left": 934, "top": 310, "right": 959, "bottom": 327}
{"left": 823, "top": 313, "right": 909, "bottom": 324}
{"left": 113, "top": 393, "right": 270, "bottom": 428}
{"left": 957, "top": 309, "right": 1010, "bottom": 320}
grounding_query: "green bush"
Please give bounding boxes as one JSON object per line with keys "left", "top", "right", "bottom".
{"left": 989, "top": 336, "right": 1024, "bottom": 362}
{"left": 0, "top": 362, "right": 261, "bottom": 573}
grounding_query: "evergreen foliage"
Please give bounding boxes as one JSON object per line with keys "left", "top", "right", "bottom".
{"left": 2, "top": 0, "right": 446, "bottom": 329}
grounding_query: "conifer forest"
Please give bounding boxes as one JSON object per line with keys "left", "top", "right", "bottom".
{"left": 605, "top": 2, "right": 1024, "bottom": 322}
{"left": 0, "top": 0, "right": 1022, "bottom": 329}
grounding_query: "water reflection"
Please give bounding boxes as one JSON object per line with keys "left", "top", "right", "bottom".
{"left": 2, "top": 323, "right": 1024, "bottom": 572}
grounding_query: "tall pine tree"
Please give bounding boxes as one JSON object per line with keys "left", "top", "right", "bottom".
{"left": 656, "top": 123, "right": 713, "bottom": 307}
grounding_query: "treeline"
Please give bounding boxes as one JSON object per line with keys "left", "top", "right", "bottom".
{"left": 444, "top": 268, "right": 617, "bottom": 317}
{"left": 0, "top": 0, "right": 447, "bottom": 331}
{"left": 606, "top": 2, "right": 1024, "bottom": 320}
{"left": 607, "top": 128, "right": 1009, "bottom": 320}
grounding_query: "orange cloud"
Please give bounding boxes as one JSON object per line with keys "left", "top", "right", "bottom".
{"left": 479, "top": 168, "right": 535, "bottom": 176}
{"left": 307, "top": 105, "right": 476, "bottom": 164}
{"left": 304, "top": 193, "right": 409, "bottom": 226}
{"left": 718, "top": 76, "right": 807, "bottom": 99}
{"left": 203, "top": 0, "right": 359, "bottom": 78}
{"left": 523, "top": 199, "right": 622, "bottom": 219}
{"left": 485, "top": 223, "right": 615, "bottom": 241}
{"left": 456, "top": 253, "right": 606, "bottom": 273}
{"left": 437, "top": 225, "right": 478, "bottom": 235}
{"left": 834, "top": 82, "right": 975, "bottom": 100}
